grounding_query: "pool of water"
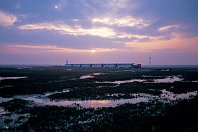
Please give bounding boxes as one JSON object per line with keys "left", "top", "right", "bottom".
{"left": 0, "top": 78, "right": 197, "bottom": 109}
{"left": 0, "top": 77, "right": 27, "bottom": 81}
{"left": 15, "top": 90, "right": 197, "bottom": 108}
{"left": 0, "top": 97, "right": 12, "bottom": 104}
{"left": 153, "top": 76, "right": 183, "bottom": 83}
{"left": 160, "top": 90, "right": 197, "bottom": 101}
{"left": 96, "top": 79, "right": 146, "bottom": 85}
{"left": 96, "top": 75, "right": 183, "bottom": 85}
{"left": 44, "top": 89, "right": 70, "bottom": 96}
{"left": 19, "top": 97, "right": 150, "bottom": 108}
{"left": 80, "top": 73, "right": 103, "bottom": 79}
{"left": 0, "top": 107, "right": 8, "bottom": 116}
{"left": 80, "top": 75, "right": 94, "bottom": 79}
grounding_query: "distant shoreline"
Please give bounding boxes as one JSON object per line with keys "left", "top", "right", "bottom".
{"left": 0, "top": 64, "right": 198, "bottom": 68}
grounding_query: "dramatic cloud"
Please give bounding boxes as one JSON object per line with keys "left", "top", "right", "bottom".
{"left": 18, "top": 23, "right": 116, "bottom": 38}
{"left": 0, "top": 11, "right": 17, "bottom": 26}
{"left": 18, "top": 23, "right": 156, "bottom": 40}
{"left": 92, "top": 16, "right": 150, "bottom": 28}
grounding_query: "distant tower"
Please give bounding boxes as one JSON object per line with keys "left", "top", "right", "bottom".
{"left": 66, "top": 59, "right": 68, "bottom": 64}
{"left": 149, "top": 57, "right": 151, "bottom": 65}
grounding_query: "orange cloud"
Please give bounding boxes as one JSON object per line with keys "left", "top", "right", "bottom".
{"left": 1, "top": 44, "right": 119, "bottom": 55}
{"left": 125, "top": 34, "right": 198, "bottom": 53}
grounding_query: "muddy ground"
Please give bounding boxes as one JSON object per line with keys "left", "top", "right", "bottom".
{"left": 0, "top": 66, "right": 198, "bottom": 131}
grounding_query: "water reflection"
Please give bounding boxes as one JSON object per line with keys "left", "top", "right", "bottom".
{"left": 0, "top": 77, "right": 27, "bottom": 81}
{"left": 80, "top": 75, "right": 94, "bottom": 79}
{"left": 0, "top": 107, "right": 8, "bottom": 116}
{"left": 0, "top": 97, "right": 12, "bottom": 103}
{"left": 20, "top": 97, "right": 149, "bottom": 108}
{"left": 44, "top": 89, "right": 70, "bottom": 96}
{"left": 0, "top": 89, "right": 197, "bottom": 109}
{"left": 17, "top": 89, "right": 197, "bottom": 108}
{"left": 96, "top": 75, "right": 183, "bottom": 85}
{"left": 160, "top": 90, "right": 197, "bottom": 101}
{"left": 96, "top": 79, "right": 146, "bottom": 85}
{"left": 80, "top": 73, "right": 102, "bottom": 79}
{"left": 153, "top": 76, "right": 183, "bottom": 83}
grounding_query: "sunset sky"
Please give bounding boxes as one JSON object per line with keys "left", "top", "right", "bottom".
{"left": 0, "top": 0, "right": 198, "bottom": 65}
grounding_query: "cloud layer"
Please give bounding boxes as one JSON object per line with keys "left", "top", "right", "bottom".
{"left": 18, "top": 22, "right": 157, "bottom": 40}
{"left": 1, "top": 44, "right": 119, "bottom": 54}
{"left": 125, "top": 34, "right": 198, "bottom": 53}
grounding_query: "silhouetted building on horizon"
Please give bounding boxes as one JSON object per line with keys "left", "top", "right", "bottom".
{"left": 65, "top": 63, "right": 141, "bottom": 68}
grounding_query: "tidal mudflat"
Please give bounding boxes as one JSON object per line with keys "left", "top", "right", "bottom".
{"left": 0, "top": 66, "right": 198, "bottom": 131}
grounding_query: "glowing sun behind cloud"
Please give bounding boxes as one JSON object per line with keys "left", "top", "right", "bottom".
{"left": 91, "top": 49, "right": 96, "bottom": 53}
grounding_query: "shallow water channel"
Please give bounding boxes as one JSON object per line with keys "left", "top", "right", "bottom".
{"left": 0, "top": 77, "right": 27, "bottom": 81}
{"left": 3, "top": 90, "right": 195, "bottom": 109}
{"left": 96, "top": 75, "right": 183, "bottom": 85}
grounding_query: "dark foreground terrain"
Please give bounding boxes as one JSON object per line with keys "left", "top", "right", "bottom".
{"left": 0, "top": 65, "right": 198, "bottom": 131}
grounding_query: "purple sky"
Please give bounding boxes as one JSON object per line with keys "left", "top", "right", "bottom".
{"left": 0, "top": 0, "right": 198, "bottom": 65}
